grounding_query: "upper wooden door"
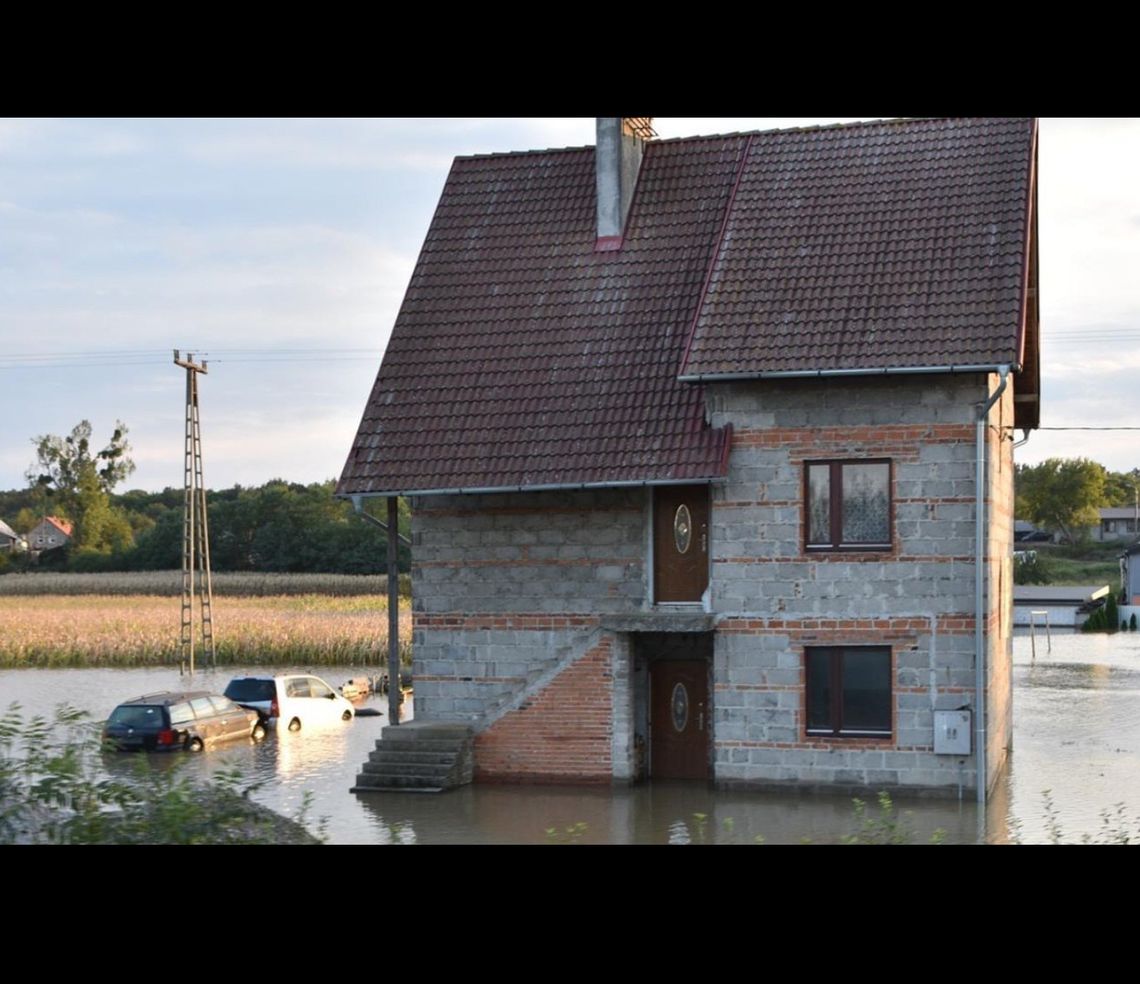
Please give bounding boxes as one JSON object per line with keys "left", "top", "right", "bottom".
{"left": 654, "top": 485, "right": 709, "bottom": 603}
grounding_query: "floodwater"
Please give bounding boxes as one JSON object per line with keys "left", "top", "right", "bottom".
{"left": 3, "top": 630, "right": 1139, "bottom": 844}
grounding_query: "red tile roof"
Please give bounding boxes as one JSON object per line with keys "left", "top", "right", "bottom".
{"left": 339, "top": 118, "right": 1037, "bottom": 497}
{"left": 680, "top": 117, "right": 1037, "bottom": 379}
{"left": 45, "top": 516, "right": 72, "bottom": 536}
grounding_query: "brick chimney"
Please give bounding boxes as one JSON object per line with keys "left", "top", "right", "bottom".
{"left": 595, "top": 117, "right": 654, "bottom": 251}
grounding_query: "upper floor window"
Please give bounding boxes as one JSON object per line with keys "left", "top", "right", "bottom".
{"left": 806, "top": 460, "right": 891, "bottom": 551}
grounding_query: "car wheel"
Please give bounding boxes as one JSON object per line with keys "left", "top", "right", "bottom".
{"left": 187, "top": 736, "right": 204, "bottom": 752}
{"left": 251, "top": 722, "right": 267, "bottom": 741}
{"left": 288, "top": 717, "right": 301, "bottom": 732}
{"left": 342, "top": 710, "right": 353, "bottom": 722}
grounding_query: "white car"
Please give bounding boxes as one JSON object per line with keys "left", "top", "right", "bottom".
{"left": 223, "top": 673, "right": 355, "bottom": 731}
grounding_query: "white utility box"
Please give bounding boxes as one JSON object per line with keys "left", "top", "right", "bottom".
{"left": 933, "top": 710, "right": 972, "bottom": 755}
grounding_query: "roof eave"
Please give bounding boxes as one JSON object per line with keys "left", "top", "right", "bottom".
{"left": 336, "top": 474, "right": 730, "bottom": 501}
{"left": 678, "top": 363, "right": 1021, "bottom": 384}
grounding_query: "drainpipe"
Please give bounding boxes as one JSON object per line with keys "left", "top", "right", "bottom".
{"left": 975, "top": 366, "right": 1010, "bottom": 810}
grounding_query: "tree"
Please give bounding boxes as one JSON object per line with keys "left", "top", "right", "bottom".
{"left": 26, "top": 420, "right": 136, "bottom": 554}
{"left": 1016, "top": 458, "right": 1107, "bottom": 545}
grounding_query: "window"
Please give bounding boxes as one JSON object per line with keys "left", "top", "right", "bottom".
{"left": 806, "top": 460, "right": 891, "bottom": 550}
{"left": 806, "top": 646, "right": 892, "bottom": 737}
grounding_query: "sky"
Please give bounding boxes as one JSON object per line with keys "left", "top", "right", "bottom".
{"left": 1, "top": 117, "right": 1137, "bottom": 495}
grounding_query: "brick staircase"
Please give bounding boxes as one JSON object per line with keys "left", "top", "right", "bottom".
{"left": 350, "top": 722, "right": 474, "bottom": 794}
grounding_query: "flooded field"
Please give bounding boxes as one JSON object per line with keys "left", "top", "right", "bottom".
{"left": 3, "top": 629, "right": 1139, "bottom": 844}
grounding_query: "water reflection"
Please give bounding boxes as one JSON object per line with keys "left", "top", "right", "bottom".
{"left": 3, "top": 631, "right": 1140, "bottom": 843}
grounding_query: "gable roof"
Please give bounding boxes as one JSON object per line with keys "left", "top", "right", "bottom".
{"left": 339, "top": 117, "right": 1039, "bottom": 498}
{"left": 39, "top": 516, "right": 72, "bottom": 537}
{"left": 679, "top": 117, "right": 1038, "bottom": 381}
{"left": 339, "top": 135, "right": 741, "bottom": 497}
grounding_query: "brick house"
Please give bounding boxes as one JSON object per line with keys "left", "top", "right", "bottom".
{"left": 339, "top": 117, "right": 1040, "bottom": 800}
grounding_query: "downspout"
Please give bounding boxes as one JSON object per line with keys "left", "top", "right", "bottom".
{"left": 975, "top": 366, "right": 1010, "bottom": 809}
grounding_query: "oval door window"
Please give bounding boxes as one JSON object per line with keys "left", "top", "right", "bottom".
{"left": 671, "top": 682, "right": 689, "bottom": 732}
{"left": 674, "top": 505, "right": 692, "bottom": 554}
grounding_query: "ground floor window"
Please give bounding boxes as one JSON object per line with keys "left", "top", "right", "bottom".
{"left": 805, "top": 646, "right": 892, "bottom": 737}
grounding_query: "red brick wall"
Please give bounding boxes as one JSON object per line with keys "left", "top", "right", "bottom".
{"left": 474, "top": 636, "right": 613, "bottom": 783}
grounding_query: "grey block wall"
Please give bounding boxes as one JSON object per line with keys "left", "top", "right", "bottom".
{"left": 410, "top": 489, "right": 648, "bottom": 726}
{"left": 705, "top": 375, "right": 990, "bottom": 793}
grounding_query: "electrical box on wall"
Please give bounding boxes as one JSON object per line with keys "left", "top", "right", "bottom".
{"left": 934, "top": 710, "right": 972, "bottom": 755}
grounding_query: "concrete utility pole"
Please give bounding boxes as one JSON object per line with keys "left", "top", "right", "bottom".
{"left": 174, "top": 350, "right": 215, "bottom": 675}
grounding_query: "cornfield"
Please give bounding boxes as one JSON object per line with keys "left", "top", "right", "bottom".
{"left": 0, "top": 571, "right": 411, "bottom": 598}
{"left": 0, "top": 594, "right": 412, "bottom": 669}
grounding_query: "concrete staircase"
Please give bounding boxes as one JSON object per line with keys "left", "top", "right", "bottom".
{"left": 350, "top": 722, "right": 474, "bottom": 794}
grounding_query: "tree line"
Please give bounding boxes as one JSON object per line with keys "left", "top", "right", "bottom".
{"left": 1016, "top": 458, "right": 1140, "bottom": 545}
{"left": 0, "top": 420, "right": 409, "bottom": 575}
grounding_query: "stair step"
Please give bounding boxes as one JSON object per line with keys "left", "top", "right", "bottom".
{"left": 374, "top": 738, "right": 469, "bottom": 753}
{"left": 352, "top": 773, "right": 445, "bottom": 791}
{"left": 369, "top": 750, "right": 457, "bottom": 766}
{"left": 360, "top": 761, "right": 453, "bottom": 777}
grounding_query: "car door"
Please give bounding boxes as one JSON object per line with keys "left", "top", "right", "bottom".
{"left": 305, "top": 676, "right": 338, "bottom": 723}
{"left": 209, "top": 696, "right": 249, "bottom": 742}
{"left": 189, "top": 696, "right": 218, "bottom": 744}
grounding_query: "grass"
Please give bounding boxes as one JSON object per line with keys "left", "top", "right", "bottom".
{"left": 1020, "top": 541, "right": 1123, "bottom": 588}
{"left": 0, "top": 594, "right": 412, "bottom": 668}
{"left": 0, "top": 570, "right": 411, "bottom": 598}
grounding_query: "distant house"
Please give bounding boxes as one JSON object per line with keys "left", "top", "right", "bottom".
{"left": 27, "top": 517, "right": 73, "bottom": 551}
{"left": 1093, "top": 507, "right": 1140, "bottom": 542}
{"left": 340, "top": 116, "right": 1040, "bottom": 799}
{"left": 0, "top": 519, "right": 26, "bottom": 553}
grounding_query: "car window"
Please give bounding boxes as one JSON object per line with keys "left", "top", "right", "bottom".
{"left": 109, "top": 705, "right": 164, "bottom": 728}
{"left": 190, "top": 696, "right": 215, "bottom": 718}
{"left": 225, "top": 679, "right": 274, "bottom": 702}
{"left": 285, "top": 678, "right": 311, "bottom": 698}
{"left": 307, "top": 678, "right": 334, "bottom": 699}
{"left": 209, "top": 696, "right": 239, "bottom": 714}
{"left": 169, "top": 703, "right": 195, "bottom": 725}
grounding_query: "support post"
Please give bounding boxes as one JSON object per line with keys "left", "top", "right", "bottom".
{"left": 387, "top": 495, "right": 401, "bottom": 725}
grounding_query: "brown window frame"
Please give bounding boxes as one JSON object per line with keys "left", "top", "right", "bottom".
{"left": 805, "top": 645, "right": 893, "bottom": 739}
{"left": 804, "top": 458, "right": 893, "bottom": 552}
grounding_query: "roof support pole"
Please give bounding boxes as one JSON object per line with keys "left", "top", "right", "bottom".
{"left": 975, "top": 366, "right": 1010, "bottom": 813}
{"left": 387, "top": 495, "right": 402, "bottom": 726}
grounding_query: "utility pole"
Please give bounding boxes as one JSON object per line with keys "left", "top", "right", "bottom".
{"left": 174, "top": 350, "right": 215, "bottom": 676}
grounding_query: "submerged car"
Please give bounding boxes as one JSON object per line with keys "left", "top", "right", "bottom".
{"left": 103, "top": 691, "right": 266, "bottom": 752}
{"left": 223, "top": 673, "right": 355, "bottom": 731}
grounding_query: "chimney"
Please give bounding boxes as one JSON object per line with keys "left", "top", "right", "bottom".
{"left": 595, "top": 117, "right": 654, "bottom": 251}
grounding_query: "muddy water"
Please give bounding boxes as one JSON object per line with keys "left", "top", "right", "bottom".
{"left": 2, "top": 630, "right": 1138, "bottom": 844}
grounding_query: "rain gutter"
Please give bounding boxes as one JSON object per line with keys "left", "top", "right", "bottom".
{"left": 678, "top": 363, "right": 1021, "bottom": 384}
{"left": 339, "top": 476, "right": 728, "bottom": 500}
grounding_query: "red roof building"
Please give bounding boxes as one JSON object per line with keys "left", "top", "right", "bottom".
{"left": 342, "top": 118, "right": 1038, "bottom": 803}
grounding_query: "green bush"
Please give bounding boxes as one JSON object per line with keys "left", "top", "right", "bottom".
{"left": 1014, "top": 553, "right": 1054, "bottom": 585}
{"left": 1105, "top": 594, "right": 1120, "bottom": 633}
{"left": 0, "top": 703, "right": 322, "bottom": 844}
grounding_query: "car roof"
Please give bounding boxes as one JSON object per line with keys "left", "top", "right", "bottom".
{"left": 117, "top": 691, "right": 225, "bottom": 706}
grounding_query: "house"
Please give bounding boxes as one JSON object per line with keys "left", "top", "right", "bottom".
{"left": 27, "top": 516, "right": 72, "bottom": 552}
{"left": 339, "top": 117, "right": 1040, "bottom": 800}
{"left": 1093, "top": 507, "right": 1140, "bottom": 542}
{"left": 0, "top": 519, "right": 27, "bottom": 553}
